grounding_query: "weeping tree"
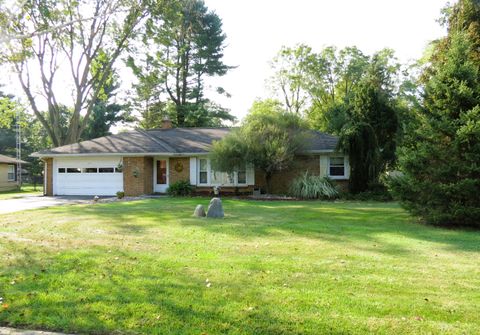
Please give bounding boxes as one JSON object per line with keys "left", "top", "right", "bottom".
{"left": 210, "top": 99, "right": 307, "bottom": 193}
{"left": 338, "top": 122, "right": 379, "bottom": 193}
{"left": 339, "top": 61, "right": 399, "bottom": 193}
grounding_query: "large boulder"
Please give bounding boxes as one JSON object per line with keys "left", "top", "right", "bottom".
{"left": 206, "top": 197, "right": 224, "bottom": 218}
{"left": 193, "top": 204, "right": 206, "bottom": 217}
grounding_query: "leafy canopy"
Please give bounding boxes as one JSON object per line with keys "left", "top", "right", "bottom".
{"left": 210, "top": 99, "right": 307, "bottom": 193}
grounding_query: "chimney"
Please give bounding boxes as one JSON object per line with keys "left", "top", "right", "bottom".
{"left": 161, "top": 117, "right": 172, "bottom": 129}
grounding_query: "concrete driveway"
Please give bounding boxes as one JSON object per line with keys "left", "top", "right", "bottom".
{"left": 0, "top": 195, "right": 96, "bottom": 214}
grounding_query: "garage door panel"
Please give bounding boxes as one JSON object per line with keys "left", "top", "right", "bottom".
{"left": 54, "top": 157, "right": 124, "bottom": 196}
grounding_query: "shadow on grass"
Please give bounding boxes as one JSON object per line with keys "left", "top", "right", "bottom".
{"left": 30, "top": 198, "right": 480, "bottom": 256}
{"left": 0, "top": 243, "right": 341, "bottom": 335}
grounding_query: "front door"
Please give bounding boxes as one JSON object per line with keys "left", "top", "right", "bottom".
{"left": 154, "top": 158, "right": 169, "bottom": 193}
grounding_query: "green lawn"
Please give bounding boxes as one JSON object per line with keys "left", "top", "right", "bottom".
{"left": 0, "top": 184, "right": 42, "bottom": 200}
{"left": 0, "top": 199, "right": 479, "bottom": 334}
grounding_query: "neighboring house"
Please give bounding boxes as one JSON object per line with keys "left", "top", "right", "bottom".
{"left": 0, "top": 154, "right": 26, "bottom": 191}
{"left": 32, "top": 121, "right": 350, "bottom": 196}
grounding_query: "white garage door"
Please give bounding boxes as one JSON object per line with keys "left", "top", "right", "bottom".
{"left": 54, "top": 157, "right": 123, "bottom": 196}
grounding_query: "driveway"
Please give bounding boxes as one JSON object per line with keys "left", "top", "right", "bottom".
{"left": 0, "top": 195, "right": 97, "bottom": 214}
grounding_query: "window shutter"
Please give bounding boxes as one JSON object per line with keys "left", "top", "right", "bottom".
{"left": 246, "top": 163, "right": 255, "bottom": 185}
{"left": 189, "top": 157, "right": 197, "bottom": 185}
{"left": 320, "top": 156, "right": 328, "bottom": 177}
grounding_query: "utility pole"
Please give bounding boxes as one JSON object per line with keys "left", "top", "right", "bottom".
{"left": 15, "top": 108, "right": 22, "bottom": 187}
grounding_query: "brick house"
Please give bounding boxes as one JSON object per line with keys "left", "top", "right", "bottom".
{"left": 32, "top": 122, "right": 350, "bottom": 196}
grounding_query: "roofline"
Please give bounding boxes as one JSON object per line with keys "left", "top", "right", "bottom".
{"left": 30, "top": 152, "right": 212, "bottom": 158}
{"left": 31, "top": 149, "right": 338, "bottom": 158}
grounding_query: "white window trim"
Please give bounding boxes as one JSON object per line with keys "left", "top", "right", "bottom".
{"left": 197, "top": 158, "right": 248, "bottom": 187}
{"left": 327, "top": 156, "right": 349, "bottom": 180}
{"left": 7, "top": 164, "right": 15, "bottom": 181}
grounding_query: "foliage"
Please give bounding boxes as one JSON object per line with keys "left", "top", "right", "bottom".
{"left": 128, "top": 0, "right": 235, "bottom": 127}
{"left": 167, "top": 180, "right": 193, "bottom": 196}
{"left": 338, "top": 53, "right": 400, "bottom": 193}
{"left": 391, "top": 0, "right": 480, "bottom": 227}
{"left": 341, "top": 182, "right": 393, "bottom": 201}
{"left": 289, "top": 172, "right": 339, "bottom": 199}
{"left": 0, "top": 0, "right": 146, "bottom": 145}
{"left": 0, "top": 199, "right": 479, "bottom": 334}
{"left": 81, "top": 68, "right": 131, "bottom": 140}
{"left": 116, "top": 191, "right": 125, "bottom": 199}
{"left": 211, "top": 99, "right": 307, "bottom": 193}
{"left": 0, "top": 88, "right": 48, "bottom": 184}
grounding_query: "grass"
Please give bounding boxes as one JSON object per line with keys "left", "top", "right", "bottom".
{"left": 0, "top": 184, "right": 42, "bottom": 200}
{"left": 0, "top": 198, "right": 479, "bottom": 334}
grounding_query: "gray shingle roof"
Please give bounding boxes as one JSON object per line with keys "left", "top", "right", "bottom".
{"left": 32, "top": 127, "right": 338, "bottom": 157}
{"left": 0, "top": 154, "right": 27, "bottom": 164}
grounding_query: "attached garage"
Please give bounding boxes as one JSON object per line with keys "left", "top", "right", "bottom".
{"left": 53, "top": 156, "right": 123, "bottom": 196}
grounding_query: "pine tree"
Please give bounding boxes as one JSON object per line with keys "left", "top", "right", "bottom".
{"left": 391, "top": 0, "right": 480, "bottom": 227}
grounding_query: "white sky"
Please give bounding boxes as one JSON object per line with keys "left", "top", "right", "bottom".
{"left": 203, "top": 0, "right": 448, "bottom": 121}
{"left": 2, "top": 0, "right": 449, "bottom": 127}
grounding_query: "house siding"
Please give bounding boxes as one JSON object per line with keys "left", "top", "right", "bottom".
{"left": 123, "top": 156, "right": 154, "bottom": 196}
{"left": 254, "top": 155, "right": 321, "bottom": 195}
{"left": 0, "top": 163, "right": 18, "bottom": 191}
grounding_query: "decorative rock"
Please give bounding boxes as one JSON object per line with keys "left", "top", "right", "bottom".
{"left": 193, "top": 204, "right": 206, "bottom": 217}
{"left": 206, "top": 197, "right": 224, "bottom": 218}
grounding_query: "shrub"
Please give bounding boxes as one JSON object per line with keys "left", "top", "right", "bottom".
{"left": 341, "top": 181, "right": 393, "bottom": 201}
{"left": 116, "top": 191, "right": 125, "bottom": 199}
{"left": 167, "top": 180, "right": 193, "bottom": 196}
{"left": 289, "top": 173, "right": 339, "bottom": 199}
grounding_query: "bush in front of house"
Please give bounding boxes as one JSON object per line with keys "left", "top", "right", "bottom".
{"left": 289, "top": 172, "right": 339, "bottom": 199}
{"left": 116, "top": 191, "right": 125, "bottom": 199}
{"left": 167, "top": 180, "right": 193, "bottom": 196}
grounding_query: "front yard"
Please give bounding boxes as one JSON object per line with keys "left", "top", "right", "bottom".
{"left": 0, "top": 199, "right": 479, "bottom": 334}
{"left": 0, "top": 184, "right": 42, "bottom": 200}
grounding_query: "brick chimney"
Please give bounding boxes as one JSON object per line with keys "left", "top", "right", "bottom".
{"left": 161, "top": 117, "right": 172, "bottom": 129}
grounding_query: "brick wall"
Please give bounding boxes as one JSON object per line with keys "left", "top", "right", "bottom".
{"left": 123, "top": 156, "right": 154, "bottom": 196}
{"left": 254, "top": 155, "right": 321, "bottom": 195}
{"left": 45, "top": 158, "right": 53, "bottom": 196}
{"left": 169, "top": 157, "right": 190, "bottom": 184}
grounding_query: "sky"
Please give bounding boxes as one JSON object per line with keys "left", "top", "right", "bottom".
{"left": 2, "top": 0, "right": 449, "bottom": 126}
{"left": 202, "top": 0, "right": 448, "bottom": 121}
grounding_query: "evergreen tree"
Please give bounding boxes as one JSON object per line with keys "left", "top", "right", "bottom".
{"left": 391, "top": 0, "right": 480, "bottom": 227}
{"left": 128, "top": 0, "right": 235, "bottom": 127}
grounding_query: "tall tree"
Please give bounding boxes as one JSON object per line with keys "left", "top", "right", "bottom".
{"left": 128, "top": 0, "right": 235, "bottom": 127}
{"left": 0, "top": 0, "right": 146, "bottom": 146}
{"left": 82, "top": 62, "right": 130, "bottom": 140}
{"left": 390, "top": 0, "right": 480, "bottom": 227}
{"left": 269, "top": 45, "right": 312, "bottom": 114}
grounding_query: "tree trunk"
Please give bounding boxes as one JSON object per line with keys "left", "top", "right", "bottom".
{"left": 265, "top": 171, "right": 273, "bottom": 195}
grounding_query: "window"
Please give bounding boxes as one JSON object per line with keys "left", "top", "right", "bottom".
{"left": 67, "top": 168, "right": 81, "bottom": 173}
{"left": 7, "top": 165, "right": 15, "bottom": 181}
{"left": 99, "top": 167, "right": 114, "bottom": 173}
{"left": 83, "top": 168, "right": 98, "bottom": 173}
{"left": 156, "top": 160, "right": 167, "bottom": 184}
{"left": 58, "top": 168, "right": 66, "bottom": 173}
{"left": 329, "top": 157, "right": 345, "bottom": 177}
{"left": 237, "top": 165, "right": 246, "bottom": 184}
{"left": 199, "top": 158, "right": 208, "bottom": 184}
